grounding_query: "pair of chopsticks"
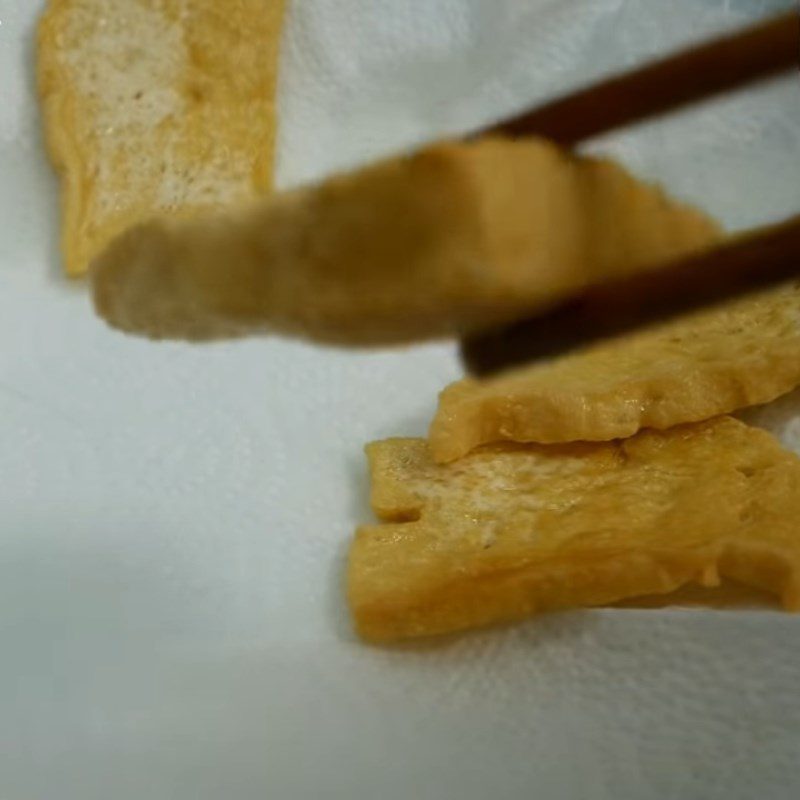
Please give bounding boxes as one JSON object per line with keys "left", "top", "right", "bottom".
{"left": 463, "top": 11, "right": 799, "bottom": 376}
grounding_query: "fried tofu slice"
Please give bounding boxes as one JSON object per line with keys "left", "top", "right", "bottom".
{"left": 90, "top": 136, "right": 720, "bottom": 343}
{"left": 348, "top": 418, "right": 800, "bottom": 642}
{"left": 37, "top": 0, "right": 285, "bottom": 276}
{"left": 430, "top": 282, "right": 800, "bottom": 461}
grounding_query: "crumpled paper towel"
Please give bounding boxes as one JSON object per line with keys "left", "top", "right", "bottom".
{"left": 1, "top": 1, "right": 799, "bottom": 799}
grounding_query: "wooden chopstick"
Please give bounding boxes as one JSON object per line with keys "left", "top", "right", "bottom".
{"left": 485, "top": 10, "right": 798, "bottom": 145}
{"left": 461, "top": 215, "right": 800, "bottom": 376}
{"left": 461, "top": 12, "right": 799, "bottom": 376}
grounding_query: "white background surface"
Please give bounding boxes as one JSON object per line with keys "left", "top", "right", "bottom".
{"left": 1, "top": 1, "right": 800, "bottom": 798}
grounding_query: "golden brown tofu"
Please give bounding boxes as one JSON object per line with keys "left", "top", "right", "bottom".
{"left": 38, "top": 0, "right": 285, "bottom": 276}
{"left": 90, "top": 136, "right": 720, "bottom": 343}
{"left": 430, "top": 281, "right": 800, "bottom": 461}
{"left": 349, "top": 418, "right": 800, "bottom": 642}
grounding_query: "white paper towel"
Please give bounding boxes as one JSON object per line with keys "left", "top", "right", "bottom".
{"left": 1, "top": 1, "right": 799, "bottom": 799}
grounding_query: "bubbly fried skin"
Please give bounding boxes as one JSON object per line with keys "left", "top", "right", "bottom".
{"left": 349, "top": 418, "right": 800, "bottom": 642}
{"left": 430, "top": 282, "right": 800, "bottom": 461}
{"left": 38, "top": 0, "right": 285, "bottom": 276}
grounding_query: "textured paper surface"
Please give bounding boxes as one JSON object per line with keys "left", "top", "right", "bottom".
{"left": 1, "top": 1, "right": 799, "bottom": 798}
